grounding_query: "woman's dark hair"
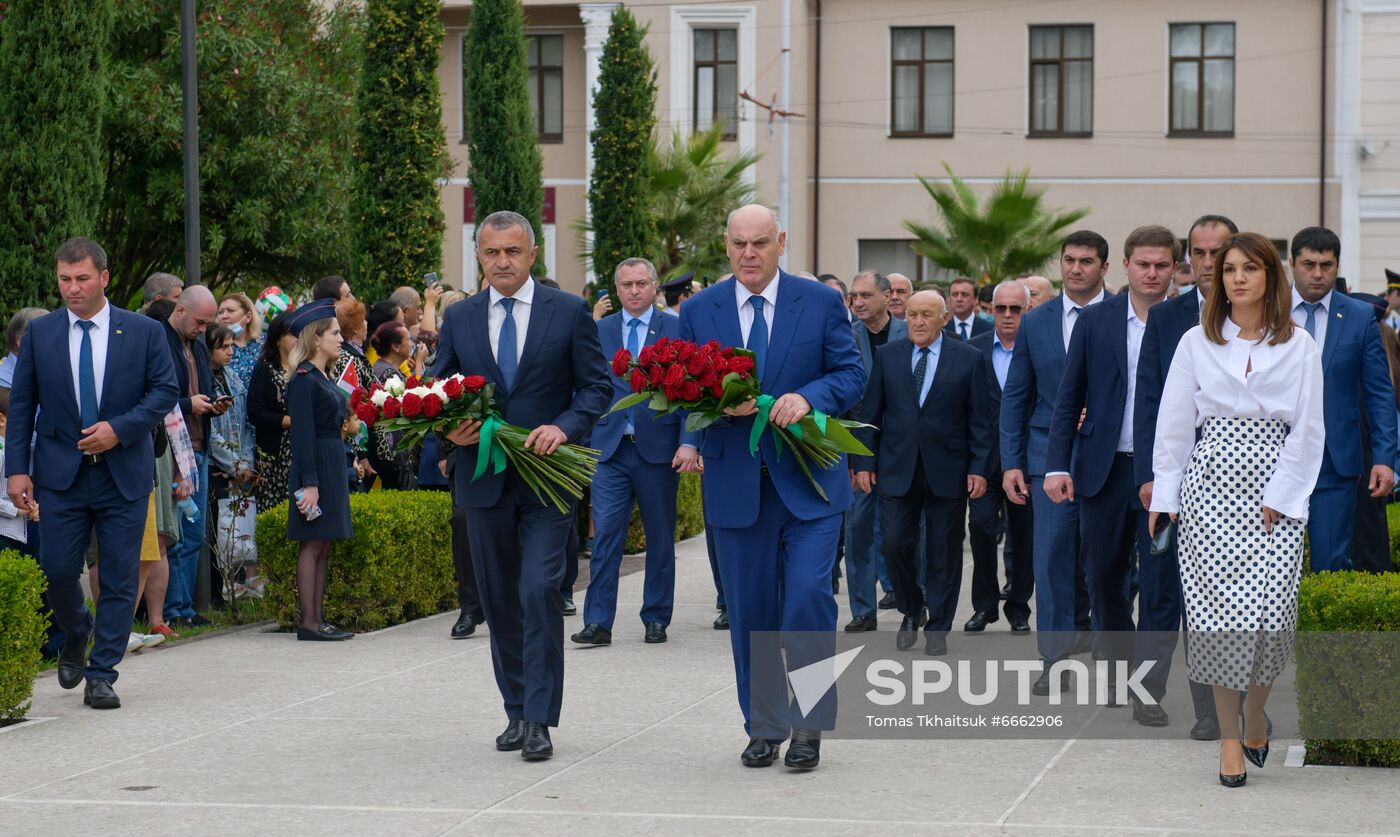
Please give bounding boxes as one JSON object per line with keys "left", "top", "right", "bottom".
{"left": 1202, "top": 232, "right": 1296, "bottom": 347}
{"left": 259, "top": 309, "right": 294, "bottom": 365}
{"left": 145, "top": 299, "right": 176, "bottom": 322}
{"left": 370, "top": 322, "right": 408, "bottom": 358}
{"left": 205, "top": 324, "right": 234, "bottom": 352}
{"left": 366, "top": 301, "right": 400, "bottom": 340}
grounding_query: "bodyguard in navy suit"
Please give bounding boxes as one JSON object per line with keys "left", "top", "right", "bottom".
{"left": 574, "top": 258, "right": 691, "bottom": 646}
{"left": 1001, "top": 230, "right": 1107, "bottom": 691}
{"left": 430, "top": 212, "right": 611, "bottom": 761}
{"left": 852, "top": 291, "right": 991, "bottom": 656}
{"left": 944, "top": 276, "right": 994, "bottom": 342}
{"left": 679, "top": 205, "right": 866, "bottom": 770}
{"left": 1046, "top": 226, "right": 1177, "bottom": 720}
{"left": 6, "top": 238, "right": 179, "bottom": 709}
{"left": 1286, "top": 227, "right": 1397, "bottom": 572}
{"left": 1134, "top": 214, "right": 1237, "bottom": 740}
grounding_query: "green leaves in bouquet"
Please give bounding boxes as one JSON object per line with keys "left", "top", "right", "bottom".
{"left": 606, "top": 392, "right": 650, "bottom": 415}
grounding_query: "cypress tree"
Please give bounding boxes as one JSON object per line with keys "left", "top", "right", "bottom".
{"left": 463, "top": 0, "right": 544, "bottom": 275}
{"left": 352, "top": 0, "right": 448, "bottom": 302}
{"left": 588, "top": 8, "right": 656, "bottom": 297}
{"left": 0, "top": 0, "right": 112, "bottom": 309}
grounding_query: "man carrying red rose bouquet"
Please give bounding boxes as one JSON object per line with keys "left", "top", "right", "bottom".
{"left": 428, "top": 211, "right": 612, "bottom": 762}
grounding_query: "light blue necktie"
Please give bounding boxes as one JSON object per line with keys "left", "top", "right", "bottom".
{"left": 626, "top": 318, "right": 643, "bottom": 433}
{"left": 1302, "top": 301, "right": 1322, "bottom": 340}
{"left": 748, "top": 297, "right": 768, "bottom": 381}
{"left": 77, "top": 320, "right": 98, "bottom": 427}
{"left": 498, "top": 298, "right": 518, "bottom": 390}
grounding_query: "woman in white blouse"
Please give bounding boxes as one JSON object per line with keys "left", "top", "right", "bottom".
{"left": 1148, "top": 232, "right": 1325, "bottom": 788}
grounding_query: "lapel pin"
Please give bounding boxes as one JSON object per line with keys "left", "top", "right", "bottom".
{"left": 115, "top": 329, "right": 123, "bottom": 334}
{"left": 1335, "top": 312, "right": 1342, "bottom": 319}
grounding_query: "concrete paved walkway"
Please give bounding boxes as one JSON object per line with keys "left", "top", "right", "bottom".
{"left": 2, "top": 534, "right": 1396, "bottom": 836}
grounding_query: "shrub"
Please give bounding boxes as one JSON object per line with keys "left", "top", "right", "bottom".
{"left": 1382, "top": 504, "right": 1400, "bottom": 572}
{"left": 0, "top": 550, "right": 48, "bottom": 722}
{"left": 624, "top": 471, "right": 703, "bottom": 554}
{"left": 1296, "top": 570, "right": 1400, "bottom": 766}
{"left": 257, "top": 491, "right": 456, "bottom": 632}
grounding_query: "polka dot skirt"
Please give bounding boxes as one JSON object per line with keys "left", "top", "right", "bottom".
{"left": 1178, "top": 417, "right": 1302, "bottom": 690}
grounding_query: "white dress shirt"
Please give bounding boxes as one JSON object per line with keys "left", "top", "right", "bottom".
{"left": 488, "top": 278, "right": 534, "bottom": 365}
{"left": 1119, "top": 303, "right": 1147, "bottom": 453}
{"left": 735, "top": 272, "right": 779, "bottom": 346}
{"left": 68, "top": 300, "right": 111, "bottom": 410}
{"left": 1062, "top": 289, "right": 1106, "bottom": 352}
{"left": 1151, "top": 319, "right": 1325, "bottom": 521}
{"left": 952, "top": 313, "right": 976, "bottom": 340}
{"left": 1289, "top": 288, "right": 1334, "bottom": 349}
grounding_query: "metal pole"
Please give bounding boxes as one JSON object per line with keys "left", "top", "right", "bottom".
{"left": 181, "top": 0, "right": 202, "bottom": 286}
{"left": 778, "top": 0, "right": 791, "bottom": 268}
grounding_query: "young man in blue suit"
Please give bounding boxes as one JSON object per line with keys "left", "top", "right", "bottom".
{"left": 1045, "top": 226, "right": 1177, "bottom": 722}
{"left": 431, "top": 211, "right": 612, "bottom": 761}
{"left": 1000, "top": 230, "right": 1108, "bottom": 695}
{"left": 679, "top": 204, "right": 866, "bottom": 770}
{"left": 944, "top": 277, "right": 993, "bottom": 342}
{"left": 852, "top": 290, "right": 992, "bottom": 657}
{"left": 6, "top": 238, "right": 179, "bottom": 710}
{"left": 574, "top": 257, "right": 695, "bottom": 647}
{"left": 1287, "top": 227, "right": 1397, "bottom": 571}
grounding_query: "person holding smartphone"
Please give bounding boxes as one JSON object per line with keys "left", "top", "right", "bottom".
{"left": 207, "top": 324, "right": 260, "bottom": 598}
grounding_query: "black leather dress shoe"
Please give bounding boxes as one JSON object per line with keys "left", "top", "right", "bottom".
{"left": 496, "top": 720, "right": 527, "bottom": 751}
{"left": 561, "top": 595, "right": 577, "bottom": 616}
{"left": 999, "top": 581, "right": 1011, "bottom": 601}
{"left": 57, "top": 635, "right": 89, "bottom": 690}
{"left": 571, "top": 624, "right": 612, "bottom": 645}
{"left": 713, "top": 610, "right": 730, "bottom": 630}
{"left": 451, "top": 612, "right": 482, "bottom": 639}
{"left": 1009, "top": 617, "right": 1031, "bottom": 634}
{"left": 895, "top": 615, "right": 921, "bottom": 651}
{"left": 83, "top": 679, "right": 120, "bottom": 709}
{"left": 963, "top": 611, "right": 998, "bottom": 632}
{"left": 1189, "top": 716, "right": 1221, "bottom": 741}
{"left": 877, "top": 592, "right": 897, "bottom": 610}
{"left": 644, "top": 622, "right": 667, "bottom": 643}
{"left": 844, "top": 615, "right": 877, "bottom": 632}
{"left": 1133, "top": 699, "right": 1170, "bottom": 727}
{"left": 741, "top": 737, "right": 780, "bottom": 767}
{"left": 1032, "top": 667, "right": 1069, "bottom": 696}
{"left": 924, "top": 633, "right": 947, "bottom": 656}
{"left": 521, "top": 722, "right": 553, "bottom": 761}
{"left": 784, "top": 730, "right": 821, "bottom": 770}
{"left": 296, "top": 624, "right": 353, "bottom": 641}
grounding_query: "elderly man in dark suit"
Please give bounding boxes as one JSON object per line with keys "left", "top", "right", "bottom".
{"left": 6, "top": 238, "right": 179, "bottom": 709}
{"left": 431, "top": 211, "right": 612, "bottom": 761}
{"left": 853, "top": 290, "right": 992, "bottom": 657}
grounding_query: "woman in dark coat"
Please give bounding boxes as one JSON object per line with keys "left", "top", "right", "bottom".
{"left": 247, "top": 311, "right": 298, "bottom": 515}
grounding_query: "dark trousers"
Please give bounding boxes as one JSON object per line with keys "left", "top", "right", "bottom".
{"left": 880, "top": 460, "right": 968, "bottom": 633}
{"left": 39, "top": 462, "right": 147, "bottom": 683}
{"left": 449, "top": 499, "right": 483, "bottom": 621}
{"left": 969, "top": 470, "right": 1033, "bottom": 622}
{"left": 462, "top": 471, "right": 573, "bottom": 726}
{"left": 1351, "top": 479, "right": 1392, "bottom": 573}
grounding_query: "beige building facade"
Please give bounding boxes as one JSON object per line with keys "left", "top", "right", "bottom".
{"left": 437, "top": 0, "right": 1397, "bottom": 294}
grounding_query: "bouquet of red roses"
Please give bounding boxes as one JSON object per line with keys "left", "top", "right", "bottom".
{"left": 351, "top": 374, "right": 599, "bottom": 514}
{"left": 607, "top": 337, "right": 871, "bottom": 502}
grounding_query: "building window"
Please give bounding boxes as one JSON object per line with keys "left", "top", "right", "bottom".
{"left": 1169, "top": 23, "right": 1235, "bottom": 136}
{"left": 891, "top": 27, "right": 954, "bottom": 137}
{"left": 857, "top": 240, "right": 954, "bottom": 285}
{"left": 528, "top": 34, "right": 564, "bottom": 142}
{"left": 694, "top": 28, "right": 738, "bottom": 139}
{"left": 1028, "top": 25, "right": 1093, "bottom": 136}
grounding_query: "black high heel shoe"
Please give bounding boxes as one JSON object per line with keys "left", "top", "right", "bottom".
{"left": 1219, "top": 751, "right": 1247, "bottom": 788}
{"left": 1242, "top": 739, "right": 1270, "bottom": 769}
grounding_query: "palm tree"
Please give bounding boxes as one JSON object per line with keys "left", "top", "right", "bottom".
{"left": 904, "top": 163, "right": 1089, "bottom": 284}
{"left": 648, "top": 121, "right": 759, "bottom": 281}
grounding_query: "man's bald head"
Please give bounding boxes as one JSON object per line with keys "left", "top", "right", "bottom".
{"left": 906, "top": 290, "right": 949, "bottom": 348}
{"left": 725, "top": 204, "right": 786, "bottom": 293}
{"left": 1022, "top": 275, "right": 1054, "bottom": 308}
{"left": 170, "top": 284, "right": 217, "bottom": 341}
{"left": 887, "top": 273, "right": 913, "bottom": 319}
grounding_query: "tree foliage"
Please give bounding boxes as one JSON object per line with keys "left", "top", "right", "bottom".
{"left": 649, "top": 121, "right": 758, "bottom": 283}
{"left": 904, "top": 163, "right": 1090, "bottom": 284}
{"left": 0, "top": 0, "right": 112, "bottom": 311}
{"left": 352, "top": 0, "right": 448, "bottom": 302}
{"left": 99, "top": 0, "right": 362, "bottom": 307}
{"left": 587, "top": 8, "right": 656, "bottom": 296}
{"left": 462, "top": 0, "right": 544, "bottom": 275}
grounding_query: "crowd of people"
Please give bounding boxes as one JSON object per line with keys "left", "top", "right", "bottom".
{"left": 6, "top": 206, "right": 1398, "bottom": 783}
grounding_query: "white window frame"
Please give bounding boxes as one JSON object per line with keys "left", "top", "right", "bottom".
{"left": 669, "top": 5, "right": 757, "bottom": 183}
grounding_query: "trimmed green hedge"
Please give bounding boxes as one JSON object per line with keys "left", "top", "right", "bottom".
{"left": 1296, "top": 570, "right": 1400, "bottom": 766}
{"left": 257, "top": 491, "right": 457, "bottom": 632}
{"left": 0, "top": 550, "right": 48, "bottom": 722}
{"left": 1384, "top": 504, "right": 1400, "bottom": 572}
{"left": 624, "top": 472, "right": 704, "bottom": 554}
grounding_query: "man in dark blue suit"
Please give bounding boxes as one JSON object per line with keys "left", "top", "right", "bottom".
{"left": 853, "top": 290, "right": 991, "bottom": 657}
{"left": 573, "top": 258, "right": 693, "bottom": 646}
{"left": 944, "top": 276, "right": 994, "bottom": 342}
{"left": 431, "top": 211, "right": 612, "bottom": 761}
{"left": 966, "top": 280, "right": 1034, "bottom": 633}
{"left": 1134, "top": 214, "right": 1237, "bottom": 740}
{"left": 6, "top": 238, "right": 179, "bottom": 709}
{"left": 1286, "top": 227, "right": 1397, "bottom": 571}
{"left": 679, "top": 205, "right": 866, "bottom": 770}
{"left": 1001, "top": 230, "right": 1108, "bottom": 694}
{"left": 1045, "top": 226, "right": 1177, "bottom": 721}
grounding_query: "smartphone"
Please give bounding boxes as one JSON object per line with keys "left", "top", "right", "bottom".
{"left": 597, "top": 288, "right": 609, "bottom": 301}
{"left": 215, "top": 394, "right": 235, "bottom": 406}
{"left": 1149, "top": 515, "right": 1175, "bottom": 555}
{"left": 424, "top": 271, "right": 440, "bottom": 288}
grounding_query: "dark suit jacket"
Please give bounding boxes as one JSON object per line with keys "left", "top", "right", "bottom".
{"left": 853, "top": 316, "right": 908, "bottom": 370}
{"left": 968, "top": 330, "right": 1012, "bottom": 475}
{"left": 1314, "top": 291, "right": 1398, "bottom": 479}
{"left": 5, "top": 305, "right": 179, "bottom": 502}
{"left": 944, "top": 315, "right": 993, "bottom": 342}
{"left": 853, "top": 336, "right": 992, "bottom": 499}
{"left": 1132, "top": 288, "right": 1202, "bottom": 486}
{"left": 430, "top": 280, "right": 612, "bottom": 509}
{"left": 1047, "top": 292, "right": 1143, "bottom": 498}
{"left": 163, "top": 319, "right": 214, "bottom": 446}
{"left": 1000, "top": 298, "right": 1070, "bottom": 478}
{"left": 593, "top": 308, "right": 684, "bottom": 464}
